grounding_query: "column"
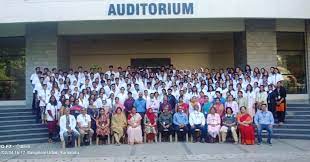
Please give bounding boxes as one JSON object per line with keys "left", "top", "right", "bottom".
{"left": 245, "top": 19, "right": 277, "bottom": 69}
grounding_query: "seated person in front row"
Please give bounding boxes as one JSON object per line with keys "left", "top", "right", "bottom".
{"left": 77, "top": 108, "right": 94, "bottom": 145}
{"left": 158, "top": 106, "right": 173, "bottom": 141}
{"left": 144, "top": 108, "right": 157, "bottom": 143}
{"left": 207, "top": 107, "right": 221, "bottom": 143}
{"left": 220, "top": 107, "right": 238, "bottom": 144}
{"left": 254, "top": 104, "right": 274, "bottom": 146}
{"left": 59, "top": 108, "right": 79, "bottom": 147}
{"left": 173, "top": 106, "right": 189, "bottom": 141}
{"left": 189, "top": 105, "right": 207, "bottom": 143}
{"left": 127, "top": 107, "right": 143, "bottom": 145}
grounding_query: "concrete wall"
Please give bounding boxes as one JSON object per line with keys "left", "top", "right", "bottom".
{"left": 233, "top": 32, "right": 247, "bottom": 68}
{"left": 245, "top": 19, "right": 277, "bottom": 69}
{"left": 306, "top": 20, "right": 310, "bottom": 97}
{"left": 69, "top": 33, "right": 234, "bottom": 70}
{"left": 58, "top": 19, "right": 245, "bottom": 35}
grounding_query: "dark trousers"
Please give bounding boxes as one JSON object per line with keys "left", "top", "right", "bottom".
{"left": 268, "top": 103, "right": 276, "bottom": 118}
{"left": 190, "top": 124, "right": 207, "bottom": 140}
{"left": 138, "top": 112, "right": 145, "bottom": 136}
{"left": 257, "top": 124, "right": 273, "bottom": 143}
{"left": 174, "top": 125, "right": 188, "bottom": 141}
{"left": 277, "top": 111, "right": 285, "bottom": 123}
{"left": 158, "top": 125, "right": 174, "bottom": 137}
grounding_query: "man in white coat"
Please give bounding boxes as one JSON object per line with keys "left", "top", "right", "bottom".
{"left": 59, "top": 108, "right": 79, "bottom": 146}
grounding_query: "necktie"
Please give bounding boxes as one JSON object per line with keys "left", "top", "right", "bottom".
{"left": 66, "top": 115, "right": 70, "bottom": 129}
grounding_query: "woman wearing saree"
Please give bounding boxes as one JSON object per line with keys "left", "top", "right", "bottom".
{"left": 237, "top": 106, "right": 255, "bottom": 145}
{"left": 127, "top": 107, "right": 143, "bottom": 145}
{"left": 207, "top": 107, "right": 221, "bottom": 143}
{"left": 144, "top": 108, "right": 157, "bottom": 143}
{"left": 111, "top": 107, "right": 127, "bottom": 145}
{"left": 96, "top": 108, "right": 110, "bottom": 143}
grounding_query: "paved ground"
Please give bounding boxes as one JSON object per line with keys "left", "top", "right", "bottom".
{"left": 1, "top": 139, "right": 310, "bottom": 162}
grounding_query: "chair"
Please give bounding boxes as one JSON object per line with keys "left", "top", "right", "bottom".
{"left": 175, "top": 128, "right": 188, "bottom": 142}
{"left": 191, "top": 129, "right": 201, "bottom": 142}
{"left": 96, "top": 135, "right": 111, "bottom": 145}
{"left": 144, "top": 133, "right": 158, "bottom": 143}
{"left": 61, "top": 134, "right": 78, "bottom": 149}
{"left": 79, "top": 131, "right": 92, "bottom": 146}
{"left": 159, "top": 129, "right": 172, "bottom": 142}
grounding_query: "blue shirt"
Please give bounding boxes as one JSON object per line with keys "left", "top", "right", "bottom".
{"left": 134, "top": 98, "right": 146, "bottom": 113}
{"left": 173, "top": 112, "right": 189, "bottom": 126}
{"left": 254, "top": 110, "right": 274, "bottom": 125}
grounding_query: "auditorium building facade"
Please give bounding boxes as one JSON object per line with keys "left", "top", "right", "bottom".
{"left": 0, "top": 0, "right": 310, "bottom": 106}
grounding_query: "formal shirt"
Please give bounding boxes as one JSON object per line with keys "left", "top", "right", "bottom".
{"left": 134, "top": 98, "right": 147, "bottom": 113}
{"left": 45, "top": 103, "right": 59, "bottom": 122}
{"left": 189, "top": 111, "right": 205, "bottom": 126}
{"left": 254, "top": 110, "right": 274, "bottom": 125}
{"left": 173, "top": 112, "right": 189, "bottom": 126}
{"left": 224, "top": 101, "right": 239, "bottom": 115}
{"left": 124, "top": 97, "right": 135, "bottom": 112}
{"left": 77, "top": 114, "right": 91, "bottom": 128}
{"left": 146, "top": 98, "right": 160, "bottom": 113}
{"left": 256, "top": 91, "right": 268, "bottom": 104}
{"left": 158, "top": 113, "right": 173, "bottom": 126}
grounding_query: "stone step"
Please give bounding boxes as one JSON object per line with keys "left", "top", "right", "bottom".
{"left": 285, "top": 115, "right": 310, "bottom": 119}
{"left": 0, "top": 115, "right": 36, "bottom": 121}
{"left": 271, "top": 133, "right": 310, "bottom": 140}
{"left": 286, "top": 111, "right": 310, "bottom": 115}
{"left": 0, "top": 119, "right": 37, "bottom": 126}
{"left": 0, "top": 127, "right": 47, "bottom": 136}
{"left": 286, "top": 107, "right": 310, "bottom": 111}
{"left": 0, "top": 111, "right": 33, "bottom": 117}
{"left": 0, "top": 108, "right": 32, "bottom": 113}
{"left": 273, "top": 128, "right": 310, "bottom": 134}
{"left": 278, "top": 124, "right": 310, "bottom": 129}
{"left": 0, "top": 137, "right": 47, "bottom": 145}
{"left": 0, "top": 123, "right": 46, "bottom": 130}
{"left": 0, "top": 132, "right": 48, "bottom": 141}
{"left": 282, "top": 119, "right": 310, "bottom": 124}
{"left": 287, "top": 104, "right": 310, "bottom": 107}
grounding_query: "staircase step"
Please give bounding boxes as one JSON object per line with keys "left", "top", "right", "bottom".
{"left": 271, "top": 133, "right": 310, "bottom": 140}
{"left": 286, "top": 111, "right": 310, "bottom": 115}
{"left": 0, "top": 111, "right": 33, "bottom": 117}
{"left": 273, "top": 128, "right": 310, "bottom": 134}
{"left": 287, "top": 107, "right": 310, "bottom": 111}
{"left": 0, "top": 108, "right": 32, "bottom": 113}
{"left": 0, "top": 115, "right": 36, "bottom": 121}
{"left": 284, "top": 119, "right": 310, "bottom": 124}
{"left": 0, "top": 127, "right": 47, "bottom": 136}
{"left": 285, "top": 115, "right": 310, "bottom": 119}
{"left": 0, "top": 119, "right": 37, "bottom": 126}
{"left": 278, "top": 124, "right": 310, "bottom": 129}
{"left": 0, "top": 132, "right": 48, "bottom": 141}
{"left": 0, "top": 137, "right": 48, "bottom": 145}
{"left": 287, "top": 104, "right": 310, "bottom": 107}
{"left": 0, "top": 123, "right": 46, "bottom": 130}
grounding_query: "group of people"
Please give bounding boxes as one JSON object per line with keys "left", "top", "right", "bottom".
{"left": 30, "top": 64, "right": 287, "bottom": 146}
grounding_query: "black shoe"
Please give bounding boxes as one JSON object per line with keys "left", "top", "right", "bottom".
{"left": 200, "top": 138, "right": 205, "bottom": 143}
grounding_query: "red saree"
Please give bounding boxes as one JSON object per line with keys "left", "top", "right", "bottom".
{"left": 237, "top": 113, "right": 255, "bottom": 145}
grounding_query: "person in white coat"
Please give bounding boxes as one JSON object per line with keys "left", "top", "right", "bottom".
{"left": 59, "top": 108, "right": 79, "bottom": 146}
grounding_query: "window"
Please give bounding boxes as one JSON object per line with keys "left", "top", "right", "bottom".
{"left": 276, "top": 32, "right": 306, "bottom": 94}
{"left": 0, "top": 37, "right": 25, "bottom": 100}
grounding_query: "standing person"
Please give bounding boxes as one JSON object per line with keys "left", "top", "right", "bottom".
{"left": 111, "top": 107, "right": 127, "bottom": 145}
{"left": 245, "top": 84, "right": 256, "bottom": 117}
{"left": 176, "top": 96, "right": 189, "bottom": 115}
{"left": 237, "top": 106, "right": 255, "bottom": 145}
{"left": 46, "top": 96, "right": 60, "bottom": 143}
{"left": 59, "top": 108, "right": 79, "bottom": 147}
{"left": 274, "top": 81, "right": 287, "bottom": 125}
{"left": 254, "top": 104, "right": 274, "bottom": 145}
{"left": 96, "top": 108, "right": 110, "bottom": 144}
{"left": 237, "top": 91, "right": 247, "bottom": 108}
{"left": 144, "top": 108, "right": 157, "bottom": 143}
{"left": 225, "top": 95, "right": 239, "bottom": 115}
{"left": 127, "top": 107, "right": 143, "bottom": 145}
{"left": 134, "top": 92, "right": 147, "bottom": 118}
{"left": 38, "top": 84, "right": 50, "bottom": 123}
{"left": 167, "top": 88, "right": 177, "bottom": 113}
{"left": 256, "top": 85, "right": 268, "bottom": 111}
{"left": 146, "top": 93, "right": 160, "bottom": 115}
{"left": 207, "top": 107, "right": 221, "bottom": 143}
{"left": 189, "top": 105, "right": 207, "bottom": 143}
{"left": 267, "top": 84, "right": 277, "bottom": 118}
{"left": 212, "top": 98, "right": 225, "bottom": 118}
{"left": 124, "top": 92, "right": 135, "bottom": 117}
{"left": 202, "top": 96, "right": 212, "bottom": 118}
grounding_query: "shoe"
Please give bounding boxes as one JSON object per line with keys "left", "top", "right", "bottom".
{"left": 267, "top": 142, "right": 272, "bottom": 146}
{"left": 257, "top": 142, "right": 261, "bottom": 145}
{"left": 200, "top": 138, "right": 205, "bottom": 143}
